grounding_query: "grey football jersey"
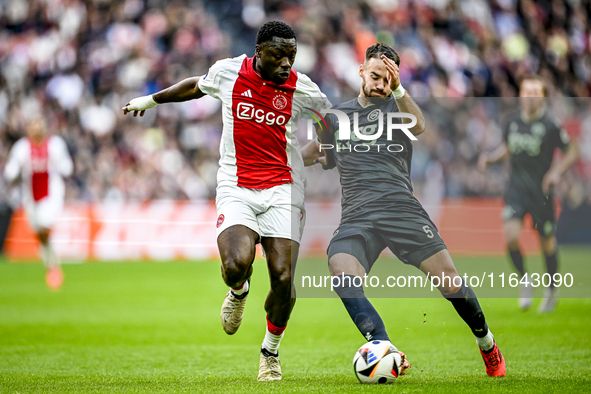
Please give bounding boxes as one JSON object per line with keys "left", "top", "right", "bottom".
{"left": 503, "top": 110, "right": 570, "bottom": 197}
{"left": 324, "top": 97, "right": 414, "bottom": 218}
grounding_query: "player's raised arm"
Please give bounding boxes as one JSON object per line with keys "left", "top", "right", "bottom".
{"left": 122, "top": 76, "right": 205, "bottom": 117}
{"left": 381, "top": 55, "right": 426, "bottom": 136}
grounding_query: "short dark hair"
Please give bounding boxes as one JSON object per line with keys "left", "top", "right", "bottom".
{"left": 519, "top": 74, "right": 548, "bottom": 97}
{"left": 256, "top": 21, "right": 296, "bottom": 45}
{"left": 365, "top": 43, "right": 400, "bottom": 66}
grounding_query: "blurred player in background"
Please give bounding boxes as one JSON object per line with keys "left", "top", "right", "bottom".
{"left": 478, "top": 75, "right": 579, "bottom": 313}
{"left": 123, "top": 21, "right": 329, "bottom": 381}
{"left": 4, "top": 117, "right": 73, "bottom": 290}
{"left": 302, "top": 43, "right": 506, "bottom": 377}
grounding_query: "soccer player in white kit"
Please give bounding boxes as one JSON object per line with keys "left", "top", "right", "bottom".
{"left": 4, "top": 117, "right": 73, "bottom": 290}
{"left": 123, "top": 21, "right": 329, "bottom": 381}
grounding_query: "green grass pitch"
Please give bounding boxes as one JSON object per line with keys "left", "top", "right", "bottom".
{"left": 1, "top": 247, "right": 591, "bottom": 393}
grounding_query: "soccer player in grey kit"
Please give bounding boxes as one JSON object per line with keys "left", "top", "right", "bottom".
{"left": 478, "top": 75, "right": 579, "bottom": 313}
{"left": 302, "top": 43, "right": 506, "bottom": 377}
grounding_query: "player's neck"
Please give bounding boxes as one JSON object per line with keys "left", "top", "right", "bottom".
{"left": 253, "top": 56, "right": 260, "bottom": 75}
{"left": 520, "top": 105, "right": 545, "bottom": 123}
{"left": 28, "top": 136, "right": 46, "bottom": 145}
{"left": 252, "top": 57, "right": 272, "bottom": 83}
{"left": 357, "top": 95, "right": 374, "bottom": 108}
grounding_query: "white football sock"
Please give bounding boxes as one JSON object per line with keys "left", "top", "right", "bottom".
{"left": 476, "top": 329, "right": 494, "bottom": 352}
{"left": 40, "top": 243, "right": 51, "bottom": 268}
{"left": 261, "top": 327, "right": 283, "bottom": 355}
{"left": 41, "top": 242, "right": 60, "bottom": 270}
{"left": 231, "top": 280, "right": 249, "bottom": 296}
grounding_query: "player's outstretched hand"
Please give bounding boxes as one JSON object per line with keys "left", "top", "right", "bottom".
{"left": 477, "top": 153, "right": 489, "bottom": 172}
{"left": 122, "top": 95, "right": 158, "bottom": 117}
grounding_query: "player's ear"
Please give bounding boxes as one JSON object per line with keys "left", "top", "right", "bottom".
{"left": 255, "top": 44, "right": 262, "bottom": 59}
{"left": 359, "top": 63, "right": 364, "bottom": 77}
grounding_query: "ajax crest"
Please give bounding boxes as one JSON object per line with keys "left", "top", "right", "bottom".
{"left": 216, "top": 214, "right": 225, "bottom": 228}
{"left": 273, "top": 94, "right": 287, "bottom": 110}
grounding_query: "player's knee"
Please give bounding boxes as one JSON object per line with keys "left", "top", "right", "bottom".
{"left": 332, "top": 275, "right": 364, "bottom": 298}
{"left": 506, "top": 238, "right": 520, "bottom": 250}
{"left": 540, "top": 236, "right": 556, "bottom": 255}
{"left": 221, "top": 257, "right": 251, "bottom": 287}
{"left": 36, "top": 228, "right": 50, "bottom": 244}
{"left": 440, "top": 282, "right": 462, "bottom": 297}
{"left": 435, "top": 273, "right": 463, "bottom": 296}
{"left": 543, "top": 244, "right": 556, "bottom": 256}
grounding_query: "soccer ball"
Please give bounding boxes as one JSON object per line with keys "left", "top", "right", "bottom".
{"left": 353, "top": 340, "right": 402, "bottom": 384}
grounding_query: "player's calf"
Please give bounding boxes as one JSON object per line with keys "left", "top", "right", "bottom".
{"left": 265, "top": 266, "right": 295, "bottom": 326}
{"left": 443, "top": 279, "right": 506, "bottom": 376}
{"left": 442, "top": 279, "right": 489, "bottom": 336}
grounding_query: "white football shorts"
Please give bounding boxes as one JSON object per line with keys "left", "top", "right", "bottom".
{"left": 24, "top": 195, "right": 64, "bottom": 232}
{"left": 215, "top": 183, "right": 306, "bottom": 243}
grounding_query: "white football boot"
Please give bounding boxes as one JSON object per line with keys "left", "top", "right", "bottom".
{"left": 220, "top": 281, "right": 249, "bottom": 335}
{"left": 518, "top": 282, "right": 533, "bottom": 310}
{"left": 538, "top": 287, "right": 558, "bottom": 313}
{"left": 258, "top": 348, "right": 281, "bottom": 381}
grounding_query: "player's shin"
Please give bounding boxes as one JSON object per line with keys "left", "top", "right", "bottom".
{"left": 544, "top": 251, "right": 558, "bottom": 288}
{"left": 333, "top": 275, "right": 389, "bottom": 342}
{"left": 508, "top": 248, "right": 525, "bottom": 276}
{"left": 444, "top": 280, "right": 493, "bottom": 351}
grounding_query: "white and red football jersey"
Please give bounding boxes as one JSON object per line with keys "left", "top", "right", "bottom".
{"left": 4, "top": 135, "right": 73, "bottom": 204}
{"left": 198, "top": 55, "right": 330, "bottom": 191}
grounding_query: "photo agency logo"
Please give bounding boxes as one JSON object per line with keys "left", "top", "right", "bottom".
{"left": 304, "top": 107, "right": 418, "bottom": 152}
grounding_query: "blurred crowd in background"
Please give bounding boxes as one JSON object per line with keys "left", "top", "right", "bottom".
{"left": 0, "top": 0, "right": 590, "bottom": 208}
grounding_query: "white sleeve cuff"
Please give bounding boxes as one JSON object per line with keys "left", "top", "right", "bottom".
{"left": 393, "top": 84, "right": 406, "bottom": 99}
{"left": 125, "top": 95, "right": 158, "bottom": 111}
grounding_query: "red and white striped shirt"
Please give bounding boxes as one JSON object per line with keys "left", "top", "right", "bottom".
{"left": 198, "top": 55, "right": 330, "bottom": 192}
{"left": 4, "top": 135, "right": 73, "bottom": 203}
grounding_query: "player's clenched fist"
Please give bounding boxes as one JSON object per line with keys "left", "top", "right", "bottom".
{"left": 122, "top": 95, "right": 158, "bottom": 117}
